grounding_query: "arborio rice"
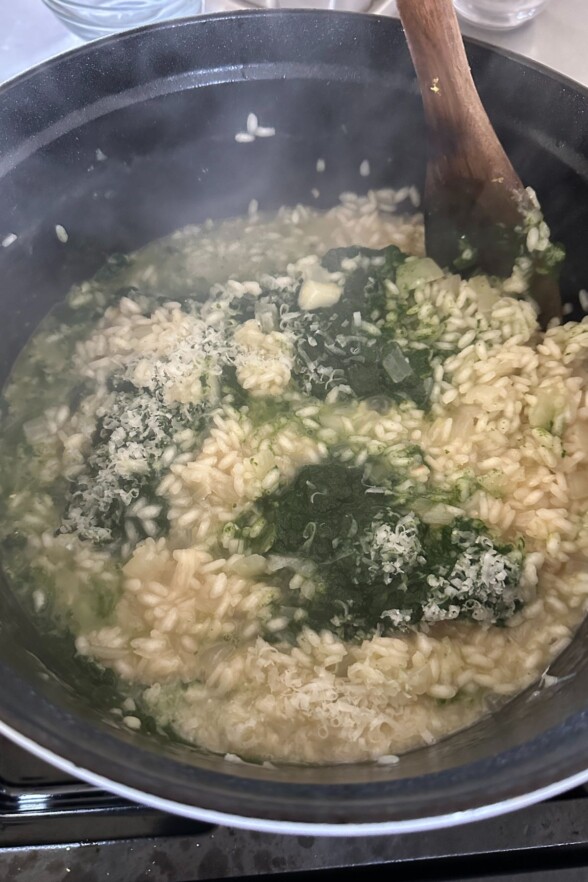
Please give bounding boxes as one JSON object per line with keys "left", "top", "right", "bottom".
{"left": 1, "top": 188, "right": 588, "bottom": 765}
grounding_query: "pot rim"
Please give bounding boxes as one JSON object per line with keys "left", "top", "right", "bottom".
{"left": 1, "top": 8, "right": 587, "bottom": 100}
{"left": 3, "top": 717, "right": 588, "bottom": 835}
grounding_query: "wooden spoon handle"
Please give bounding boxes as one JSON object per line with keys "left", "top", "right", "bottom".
{"left": 397, "top": 0, "right": 522, "bottom": 201}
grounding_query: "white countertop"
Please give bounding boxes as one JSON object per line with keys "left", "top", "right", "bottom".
{"left": 1, "top": 0, "right": 587, "bottom": 87}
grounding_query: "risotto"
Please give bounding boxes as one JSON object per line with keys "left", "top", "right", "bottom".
{"left": 1, "top": 188, "right": 587, "bottom": 765}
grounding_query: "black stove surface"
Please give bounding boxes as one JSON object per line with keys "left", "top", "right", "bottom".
{"left": 2, "top": 736, "right": 588, "bottom": 882}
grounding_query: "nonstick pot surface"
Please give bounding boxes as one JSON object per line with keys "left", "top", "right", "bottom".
{"left": 1, "top": 11, "right": 588, "bottom": 833}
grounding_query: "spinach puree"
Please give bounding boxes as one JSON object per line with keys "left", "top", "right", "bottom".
{"left": 231, "top": 463, "right": 525, "bottom": 642}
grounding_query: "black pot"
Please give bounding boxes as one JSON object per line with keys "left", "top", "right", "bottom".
{"left": 1, "top": 10, "right": 588, "bottom": 834}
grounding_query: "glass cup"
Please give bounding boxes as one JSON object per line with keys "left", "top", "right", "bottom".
{"left": 42, "top": 0, "right": 202, "bottom": 41}
{"left": 453, "top": 0, "right": 551, "bottom": 30}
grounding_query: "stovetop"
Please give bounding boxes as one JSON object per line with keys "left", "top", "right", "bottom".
{"left": 2, "top": 737, "right": 588, "bottom": 882}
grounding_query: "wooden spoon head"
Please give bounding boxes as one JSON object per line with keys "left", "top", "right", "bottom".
{"left": 425, "top": 171, "right": 526, "bottom": 278}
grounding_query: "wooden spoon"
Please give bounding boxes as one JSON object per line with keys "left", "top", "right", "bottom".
{"left": 396, "top": 0, "right": 561, "bottom": 324}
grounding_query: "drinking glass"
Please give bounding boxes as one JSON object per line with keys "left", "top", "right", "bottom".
{"left": 453, "top": 0, "right": 551, "bottom": 30}
{"left": 42, "top": 0, "right": 202, "bottom": 40}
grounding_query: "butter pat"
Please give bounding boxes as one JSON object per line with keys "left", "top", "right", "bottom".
{"left": 298, "top": 279, "right": 341, "bottom": 311}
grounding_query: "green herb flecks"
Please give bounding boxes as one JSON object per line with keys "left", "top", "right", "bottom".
{"left": 289, "top": 246, "right": 438, "bottom": 409}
